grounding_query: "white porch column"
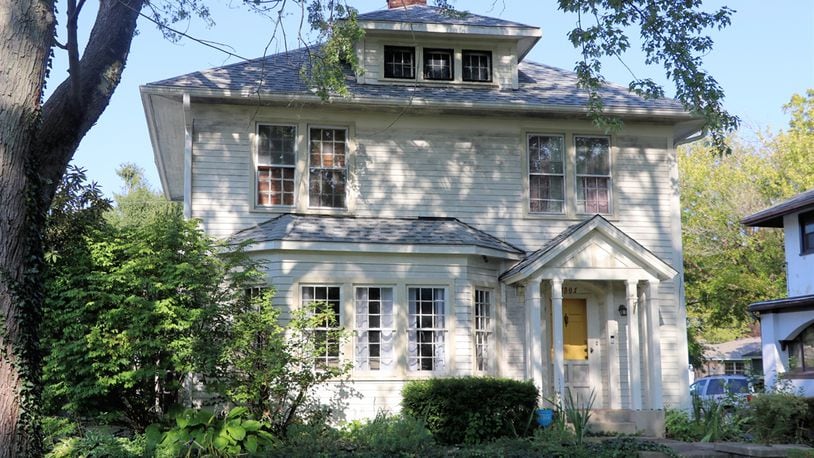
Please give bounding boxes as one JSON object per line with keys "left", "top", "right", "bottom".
{"left": 638, "top": 285, "right": 651, "bottom": 409}
{"left": 626, "top": 280, "right": 642, "bottom": 410}
{"left": 551, "top": 278, "right": 566, "bottom": 400}
{"left": 647, "top": 280, "right": 664, "bottom": 409}
{"left": 525, "top": 280, "right": 544, "bottom": 396}
{"left": 605, "top": 288, "right": 620, "bottom": 409}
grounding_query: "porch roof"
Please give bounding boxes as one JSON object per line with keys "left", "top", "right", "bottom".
{"left": 748, "top": 294, "right": 814, "bottom": 313}
{"left": 499, "top": 215, "right": 677, "bottom": 284}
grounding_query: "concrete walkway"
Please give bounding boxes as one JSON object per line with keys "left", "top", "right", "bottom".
{"left": 637, "top": 438, "right": 813, "bottom": 457}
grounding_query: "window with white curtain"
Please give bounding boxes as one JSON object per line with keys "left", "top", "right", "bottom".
{"left": 355, "top": 287, "right": 395, "bottom": 371}
{"left": 408, "top": 287, "right": 446, "bottom": 372}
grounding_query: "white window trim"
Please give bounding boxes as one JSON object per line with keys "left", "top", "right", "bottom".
{"left": 300, "top": 284, "right": 344, "bottom": 369}
{"left": 307, "top": 125, "right": 350, "bottom": 210}
{"left": 574, "top": 134, "right": 613, "bottom": 215}
{"left": 527, "top": 133, "right": 566, "bottom": 215}
{"left": 407, "top": 286, "right": 450, "bottom": 374}
{"left": 473, "top": 288, "right": 494, "bottom": 374}
{"left": 353, "top": 286, "right": 397, "bottom": 374}
{"left": 254, "top": 122, "right": 298, "bottom": 209}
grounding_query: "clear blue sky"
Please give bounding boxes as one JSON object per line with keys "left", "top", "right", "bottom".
{"left": 57, "top": 0, "right": 814, "bottom": 196}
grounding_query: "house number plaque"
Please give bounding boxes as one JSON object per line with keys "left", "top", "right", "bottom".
{"left": 562, "top": 286, "right": 578, "bottom": 295}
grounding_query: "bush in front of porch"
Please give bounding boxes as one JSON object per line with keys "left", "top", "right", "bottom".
{"left": 401, "top": 377, "right": 538, "bottom": 445}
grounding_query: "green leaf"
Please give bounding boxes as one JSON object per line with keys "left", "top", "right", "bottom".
{"left": 242, "top": 419, "right": 261, "bottom": 432}
{"left": 245, "top": 435, "right": 258, "bottom": 453}
{"left": 226, "top": 423, "right": 246, "bottom": 441}
{"left": 226, "top": 406, "right": 248, "bottom": 420}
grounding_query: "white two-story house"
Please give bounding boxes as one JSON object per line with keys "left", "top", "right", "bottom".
{"left": 743, "top": 189, "right": 814, "bottom": 396}
{"left": 140, "top": 0, "right": 701, "bottom": 435}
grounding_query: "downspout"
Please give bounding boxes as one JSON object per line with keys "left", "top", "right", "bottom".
{"left": 183, "top": 93, "right": 193, "bottom": 219}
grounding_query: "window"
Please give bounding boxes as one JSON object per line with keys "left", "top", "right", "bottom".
{"left": 800, "top": 211, "right": 814, "bottom": 255}
{"left": 309, "top": 128, "right": 347, "bottom": 208}
{"left": 462, "top": 50, "right": 491, "bottom": 82}
{"left": 788, "top": 323, "right": 814, "bottom": 374}
{"left": 355, "top": 287, "right": 395, "bottom": 371}
{"left": 257, "top": 125, "right": 296, "bottom": 206}
{"left": 423, "top": 48, "right": 453, "bottom": 81}
{"left": 302, "top": 286, "right": 341, "bottom": 369}
{"left": 724, "top": 361, "right": 746, "bottom": 375}
{"left": 575, "top": 136, "right": 611, "bottom": 214}
{"left": 408, "top": 287, "right": 446, "bottom": 371}
{"left": 384, "top": 46, "right": 415, "bottom": 79}
{"left": 528, "top": 135, "right": 565, "bottom": 213}
{"left": 474, "top": 289, "right": 491, "bottom": 372}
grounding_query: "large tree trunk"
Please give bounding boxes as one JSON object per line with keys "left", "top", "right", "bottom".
{"left": 0, "top": 0, "right": 56, "bottom": 453}
{"left": 0, "top": 0, "right": 143, "bottom": 453}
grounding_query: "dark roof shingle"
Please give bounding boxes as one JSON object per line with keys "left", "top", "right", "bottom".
{"left": 230, "top": 214, "right": 523, "bottom": 255}
{"left": 357, "top": 4, "right": 536, "bottom": 28}
{"left": 146, "top": 47, "right": 686, "bottom": 113}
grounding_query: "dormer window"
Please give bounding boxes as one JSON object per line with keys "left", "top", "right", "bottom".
{"left": 801, "top": 211, "right": 814, "bottom": 255}
{"left": 423, "top": 48, "right": 453, "bottom": 81}
{"left": 384, "top": 46, "right": 415, "bottom": 79}
{"left": 462, "top": 50, "right": 492, "bottom": 82}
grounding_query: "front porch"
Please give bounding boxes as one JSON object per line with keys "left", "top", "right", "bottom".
{"left": 500, "top": 216, "right": 679, "bottom": 436}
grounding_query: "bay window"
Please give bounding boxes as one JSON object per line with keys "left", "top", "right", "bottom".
{"left": 257, "top": 125, "right": 296, "bottom": 206}
{"left": 474, "top": 289, "right": 491, "bottom": 372}
{"left": 788, "top": 324, "right": 814, "bottom": 374}
{"left": 302, "top": 285, "right": 341, "bottom": 369}
{"left": 575, "top": 136, "right": 611, "bottom": 214}
{"left": 408, "top": 287, "right": 446, "bottom": 372}
{"left": 528, "top": 134, "right": 565, "bottom": 213}
{"left": 355, "top": 287, "right": 395, "bottom": 371}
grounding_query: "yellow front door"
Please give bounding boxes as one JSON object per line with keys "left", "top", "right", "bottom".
{"left": 563, "top": 299, "right": 588, "bottom": 360}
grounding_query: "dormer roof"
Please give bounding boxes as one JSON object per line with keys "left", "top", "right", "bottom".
{"left": 356, "top": 5, "right": 542, "bottom": 61}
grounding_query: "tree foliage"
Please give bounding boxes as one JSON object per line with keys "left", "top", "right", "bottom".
{"left": 555, "top": 0, "right": 738, "bottom": 147}
{"left": 41, "top": 167, "right": 263, "bottom": 429}
{"left": 680, "top": 91, "right": 814, "bottom": 344}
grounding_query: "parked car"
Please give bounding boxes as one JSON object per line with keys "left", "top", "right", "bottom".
{"left": 690, "top": 375, "right": 753, "bottom": 403}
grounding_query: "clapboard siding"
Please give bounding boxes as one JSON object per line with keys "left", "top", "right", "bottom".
{"left": 187, "top": 102, "right": 690, "bottom": 412}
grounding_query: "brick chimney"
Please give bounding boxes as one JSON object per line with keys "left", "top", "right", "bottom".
{"left": 387, "top": 0, "right": 426, "bottom": 8}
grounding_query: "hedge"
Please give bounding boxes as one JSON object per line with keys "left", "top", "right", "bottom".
{"left": 401, "top": 377, "right": 538, "bottom": 445}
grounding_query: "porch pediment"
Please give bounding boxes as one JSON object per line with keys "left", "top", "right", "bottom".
{"left": 500, "top": 215, "right": 677, "bottom": 284}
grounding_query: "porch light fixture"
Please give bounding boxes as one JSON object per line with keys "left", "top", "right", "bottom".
{"left": 618, "top": 304, "right": 628, "bottom": 317}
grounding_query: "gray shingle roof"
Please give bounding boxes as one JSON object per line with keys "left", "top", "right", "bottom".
{"left": 229, "top": 214, "right": 523, "bottom": 254}
{"left": 742, "top": 188, "right": 814, "bottom": 227}
{"left": 499, "top": 216, "right": 596, "bottom": 280}
{"left": 146, "top": 47, "right": 686, "bottom": 113}
{"left": 357, "top": 4, "right": 536, "bottom": 29}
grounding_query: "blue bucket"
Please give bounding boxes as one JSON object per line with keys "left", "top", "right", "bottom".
{"left": 536, "top": 408, "right": 554, "bottom": 428}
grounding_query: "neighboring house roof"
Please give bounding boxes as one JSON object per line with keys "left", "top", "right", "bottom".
{"left": 145, "top": 47, "right": 687, "bottom": 116}
{"left": 748, "top": 294, "right": 814, "bottom": 313}
{"left": 703, "top": 337, "right": 761, "bottom": 361}
{"left": 499, "top": 214, "right": 678, "bottom": 283}
{"left": 742, "top": 188, "right": 814, "bottom": 227}
{"left": 357, "top": 4, "right": 535, "bottom": 29}
{"left": 229, "top": 213, "right": 524, "bottom": 255}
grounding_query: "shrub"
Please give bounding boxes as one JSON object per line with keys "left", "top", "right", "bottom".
{"left": 343, "top": 411, "right": 434, "bottom": 455}
{"left": 747, "top": 392, "right": 809, "bottom": 444}
{"left": 665, "top": 408, "right": 702, "bottom": 441}
{"left": 46, "top": 431, "right": 144, "bottom": 458}
{"left": 401, "top": 377, "right": 538, "bottom": 445}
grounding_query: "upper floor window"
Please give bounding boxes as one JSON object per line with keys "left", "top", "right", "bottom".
{"left": 800, "top": 211, "right": 814, "bottom": 255}
{"left": 423, "top": 48, "right": 453, "bottom": 81}
{"left": 309, "top": 128, "right": 347, "bottom": 209}
{"left": 474, "top": 289, "right": 492, "bottom": 372}
{"left": 384, "top": 46, "right": 415, "bottom": 79}
{"left": 257, "top": 125, "right": 296, "bottom": 206}
{"left": 408, "top": 287, "right": 446, "bottom": 372}
{"left": 355, "top": 287, "right": 395, "bottom": 371}
{"left": 575, "top": 136, "right": 611, "bottom": 214}
{"left": 302, "top": 285, "right": 342, "bottom": 369}
{"left": 462, "top": 50, "right": 492, "bottom": 82}
{"left": 528, "top": 134, "right": 565, "bottom": 214}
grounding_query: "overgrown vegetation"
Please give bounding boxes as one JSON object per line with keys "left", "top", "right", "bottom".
{"left": 402, "top": 377, "right": 538, "bottom": 445}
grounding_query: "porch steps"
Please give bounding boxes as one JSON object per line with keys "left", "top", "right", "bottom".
{"left": 587, "top": 409, "right": 665, "bottom": 437}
